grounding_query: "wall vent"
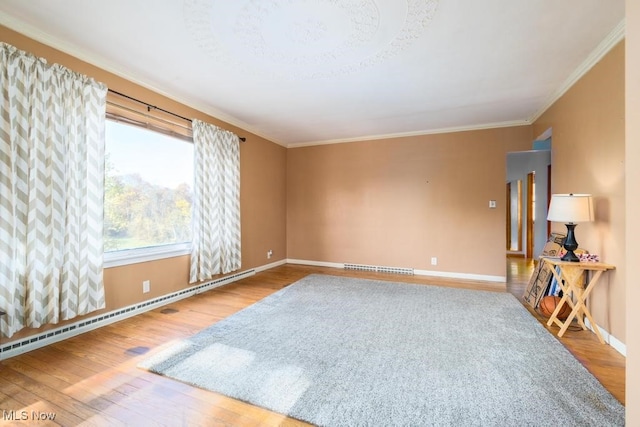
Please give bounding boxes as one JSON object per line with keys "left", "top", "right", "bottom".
{"left": 0, "top": 269, "right": 255, "bottom": 360}
{"left": 344, "top": 263, "right": 414, "bottom": 275}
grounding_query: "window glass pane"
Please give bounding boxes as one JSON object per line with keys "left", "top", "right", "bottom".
{"left": 104, "top": 119, "right": 193, "bottom": 252}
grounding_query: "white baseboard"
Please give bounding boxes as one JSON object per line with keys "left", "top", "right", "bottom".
{"left": 286, "top": 259, "right": 505, "bottom": 282}
{"left": 584, "top": 318, "right": 626, "bottom": 356}
{"left": 414, "top": 269, "right": 505, "bottom": 283}
{"left": 287, "top": 258, "right": 345, "bottom": 269}
{"left": 255, "top": 258, "right": 287, "bottom": 273}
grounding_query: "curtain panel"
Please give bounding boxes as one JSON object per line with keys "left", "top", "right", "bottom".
{"left": 190, "top": 119, "right": 241, "bottom": 283}
{"left": 0, "top": 43, "right": 107, "bottom": 338}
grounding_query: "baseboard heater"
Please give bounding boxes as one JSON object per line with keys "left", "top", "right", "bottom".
{"left": 0, "top": 268, "right": 255, "bottom": 360}
{"left": 344, "top": 263, "right": 414, "bottom": 275}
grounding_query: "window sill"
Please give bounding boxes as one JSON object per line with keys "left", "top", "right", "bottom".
{"left": 104, "top": 243, "right": 191, "bottom": 268}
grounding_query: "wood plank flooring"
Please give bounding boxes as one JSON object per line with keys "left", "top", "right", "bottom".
{"left": 0, "top": 259, "right": 625, "bottom": 426}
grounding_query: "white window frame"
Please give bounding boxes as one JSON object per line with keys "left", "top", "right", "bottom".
{"left": 103, "top": 242, "right": 191, "bottom": 268}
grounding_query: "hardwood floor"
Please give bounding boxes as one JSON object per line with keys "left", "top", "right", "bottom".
{"left": 0, "top": 260, "right": 625, "bottom": 426}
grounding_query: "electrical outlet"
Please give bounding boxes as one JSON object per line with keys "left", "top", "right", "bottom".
{"left": 267, "top": 249, "right": 273, "bottom": 259}
{"left": 143, "top": 280, "right": 150, "bottom": 293}
{"left": 431, "top": 257, "right": 438, "bottom": 266}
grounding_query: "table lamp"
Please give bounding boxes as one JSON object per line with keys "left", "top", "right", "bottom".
{"left": 546, "top": 193, "right": 594, "bottom": 262}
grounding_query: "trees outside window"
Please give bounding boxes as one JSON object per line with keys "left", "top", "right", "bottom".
{"left": 104, "top": 119, "right": 193, "bottom": 253}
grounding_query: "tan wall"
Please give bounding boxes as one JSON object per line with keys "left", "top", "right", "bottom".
{"left": 287, "top": 126, "right": 533, "bottom": 279}
{"left": 533, "top": 42, "right": 625, "bottom": 343}
{"left": 625, "top": 0, "right": 639, "bottom": 422}
{"left": 1, "top": 25, "right": 287, "bottom": 340}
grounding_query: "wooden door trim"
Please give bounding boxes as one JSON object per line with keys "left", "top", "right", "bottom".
{"left": 526, "top": 172, "right": 534, "bottom": 259}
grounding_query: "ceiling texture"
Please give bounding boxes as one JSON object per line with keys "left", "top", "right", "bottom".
{"left": 0, "top": 0, "right": 626, "bottom": 147}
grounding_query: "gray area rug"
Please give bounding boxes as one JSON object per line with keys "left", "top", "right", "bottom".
{"left": 139, "top": 274, "right": 625, "bottom": 426}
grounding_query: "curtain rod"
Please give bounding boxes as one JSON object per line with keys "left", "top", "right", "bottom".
{"left": 108, "top": 89, "right": 246, "bottom": 142}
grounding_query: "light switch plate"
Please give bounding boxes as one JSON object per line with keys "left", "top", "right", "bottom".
{"left": 489, "top": 200, "right": 497, "bottom": 208}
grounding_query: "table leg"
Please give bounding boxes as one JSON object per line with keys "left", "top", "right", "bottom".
{"left": 569, "top": 270, "right": 606, "bottom": 344}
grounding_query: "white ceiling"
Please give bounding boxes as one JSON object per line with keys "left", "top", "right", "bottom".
{"left": 0, "top": 0, "right": 625, "bottom": 147}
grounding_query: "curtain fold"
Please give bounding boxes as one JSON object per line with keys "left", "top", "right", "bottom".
{"left": 190, "top": 119, "right": 241, "bottom": 283}
{"left": 0, "top": 43, "right": 107, "bottom": 338}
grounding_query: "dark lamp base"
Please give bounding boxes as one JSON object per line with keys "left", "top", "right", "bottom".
{"left": 560, "top": 250, "right": 580, "bottom": 262}
{"left": 562, "top": 223, "right": 580, "bottom": 262}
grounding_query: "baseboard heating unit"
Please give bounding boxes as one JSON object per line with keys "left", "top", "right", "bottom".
{"left": 344, "top": 263, "right": 414, "bottom": 275}
{"left": 0, "top": 268, "right": 255, "bottom": 360}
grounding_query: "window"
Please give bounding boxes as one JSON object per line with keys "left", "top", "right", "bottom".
{"left": 103, "top": 119, "right": 194, "bottom": 267}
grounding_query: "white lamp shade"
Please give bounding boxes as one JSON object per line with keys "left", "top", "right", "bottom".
{"left": 547, "top": 194, "right": 594, "bottom": 223}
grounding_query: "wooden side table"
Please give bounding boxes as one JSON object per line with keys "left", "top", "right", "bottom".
{"left": 540, "top": 257, "right": 615, "bottom": 344}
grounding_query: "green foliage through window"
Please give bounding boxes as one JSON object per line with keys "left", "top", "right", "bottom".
{"left": 104, "top": 120, "right": 193, "bottom": 252}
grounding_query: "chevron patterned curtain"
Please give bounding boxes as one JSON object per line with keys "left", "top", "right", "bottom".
{"left": 190, "top": 119, "right": 241, "bottom": 283}
{"left": 0, "top": 43, "right": 107, "bottom": 338}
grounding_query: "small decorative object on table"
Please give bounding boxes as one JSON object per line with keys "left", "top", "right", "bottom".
{"left": 578, "top": 253, "right": 600, "bottom": 262}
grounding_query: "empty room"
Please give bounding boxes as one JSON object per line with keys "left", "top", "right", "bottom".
{"left": 1, "top": 1, "right": 638, "bottom": 425}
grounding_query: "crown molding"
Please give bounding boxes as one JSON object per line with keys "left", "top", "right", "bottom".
{"left": 0, "top": 12, "right": 286, "bottom": 147}
{"left": 286, "top": 119, "right": 531, "bottom": 148}
{"left": 528, "top": 19, "right": 626, "bottom": 124}
{"left": 1, "top": 11, "right": 625, "bottom": 150}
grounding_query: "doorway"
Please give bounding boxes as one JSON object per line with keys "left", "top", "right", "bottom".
{"left": 506, "top": 145, "right": 551, "bottom": 260}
